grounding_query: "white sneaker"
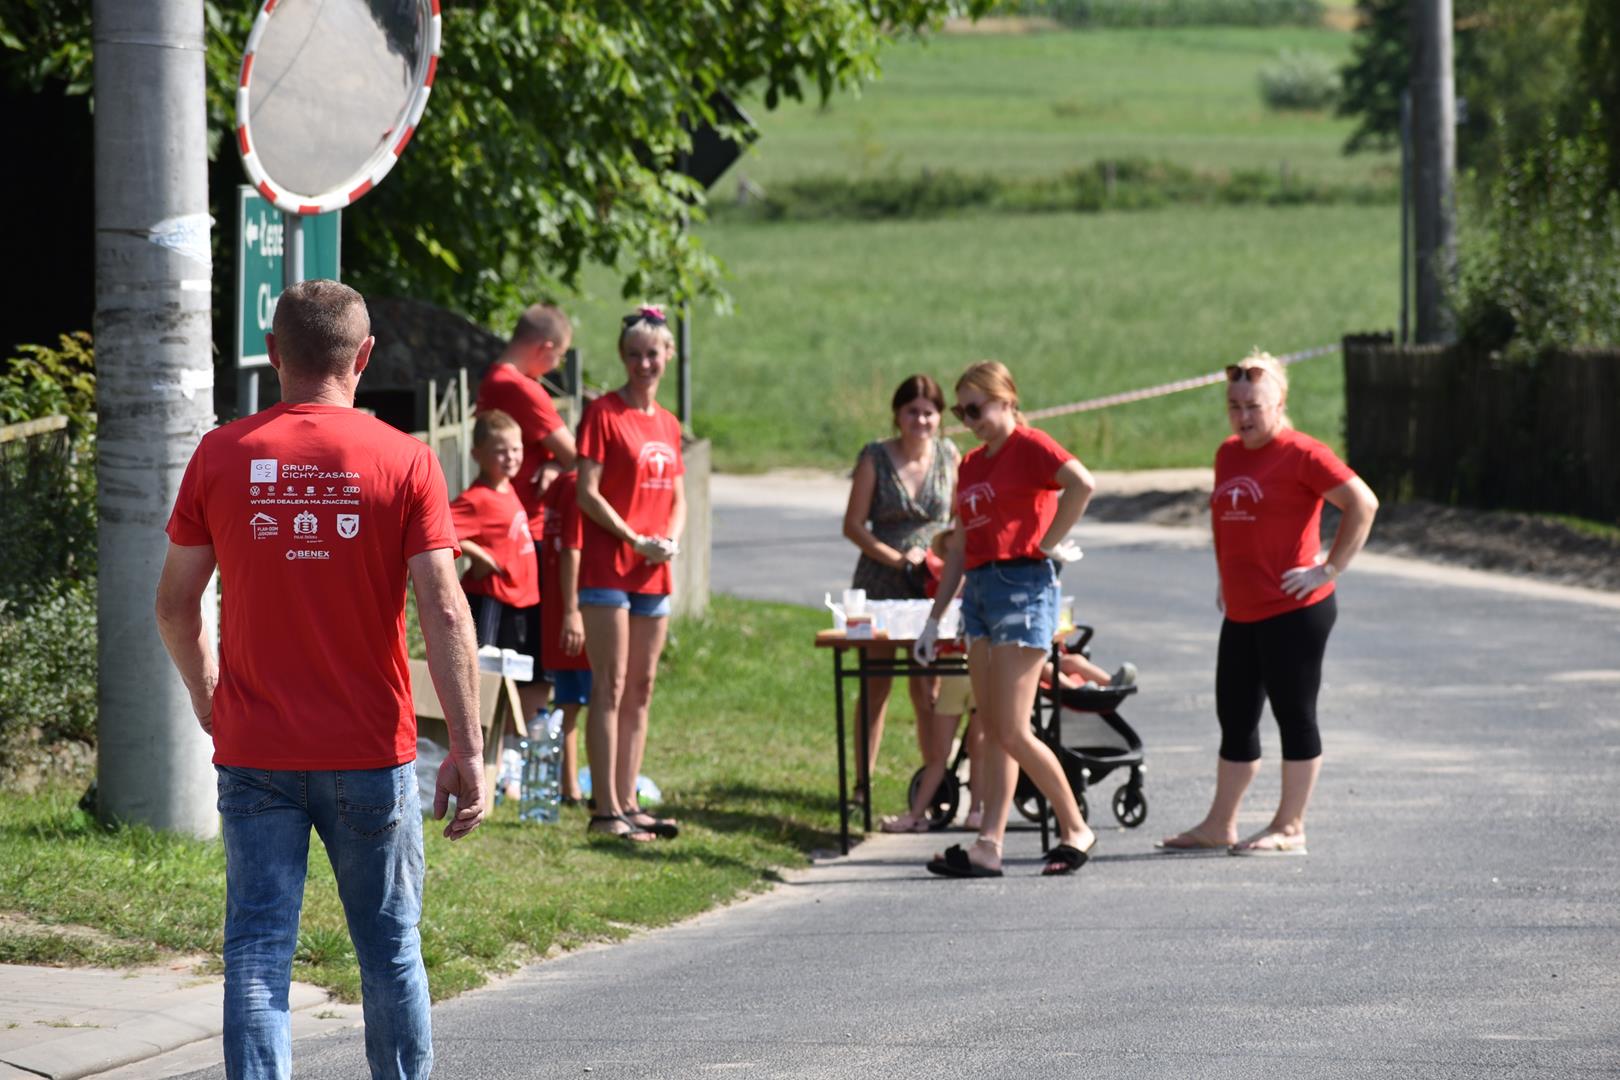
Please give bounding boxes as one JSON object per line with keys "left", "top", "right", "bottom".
{"left": 1110, "top": 662, "right": 1138, "bottom": 689}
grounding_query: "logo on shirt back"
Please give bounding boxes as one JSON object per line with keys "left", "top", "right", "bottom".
{"left": 250, "top": 459, "right": 277, "bottom": 483}
{"left": 336, "top": 514, "right": 359, "bottom": 539}
{"left": 638, "top": 441, "right": 677, "bottom": 490}
{"left": 1214, "top": 477, "right": 1264, "bottom": 522}
{"left": 293, "top": 510, "right": 318, "bottom": 536}
{"left": 959, "top": 482, "right": 995, "bottom": 530}
{"left": 250, "top": 512, "right": 278, "bottom": 539}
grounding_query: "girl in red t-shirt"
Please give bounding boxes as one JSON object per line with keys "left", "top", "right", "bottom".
{"left": 574, "top": 307, "right": 685, "bottom": 843}
{"left": 1158, "top": 350, "right": 1379, "bottom": 857}
{"left": 914, "top": 361, "right": 1100, "bottom": 877}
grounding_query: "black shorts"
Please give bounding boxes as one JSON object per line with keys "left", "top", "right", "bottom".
{"left": 466, "top": 594, "right": 540, "bottom": 674}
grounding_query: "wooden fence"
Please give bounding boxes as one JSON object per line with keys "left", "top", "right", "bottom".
{"left": 1343, "top": 336, "right": 1620, "bottom": 522}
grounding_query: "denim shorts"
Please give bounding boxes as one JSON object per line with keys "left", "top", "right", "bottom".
{"left": 577, "top": 587, "right": 671, "bottom": 618}
{"left": 545, "top": 668, "right": 593, "bottom": 705}
{"left": 960, "top": 559, "right": 1061, "bottom": 650}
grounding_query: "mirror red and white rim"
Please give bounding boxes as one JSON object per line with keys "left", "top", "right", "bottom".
{"left": 234, "top": 0, "right": 442, "bottom": 216}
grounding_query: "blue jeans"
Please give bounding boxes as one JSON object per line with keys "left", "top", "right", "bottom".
{"left": 216, "top": 764, "right": 432, "bottom": 1080}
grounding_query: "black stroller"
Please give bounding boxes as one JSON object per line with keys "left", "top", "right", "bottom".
{"left": 908, "top": 625, "right": 1147, "bottom": 841}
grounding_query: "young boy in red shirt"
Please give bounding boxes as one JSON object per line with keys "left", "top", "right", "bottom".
{"left": 540, "top": 467, "right": 591, "bottom": 804}
{"left": 451, "top": 410, "right": 546, "bottom": 730}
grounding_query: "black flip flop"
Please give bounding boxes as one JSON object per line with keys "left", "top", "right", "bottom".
{"left": 624, "top": 806, "right": 680, "bottom": 840}
{"left": 1041, "top": 838, "right": 1096, "bottom": 876}
{"left": 925, "top": 843, "right": 1004, "bottom": 879}
{"left": 586, "top": 814, "right": 655, "bottom": 843}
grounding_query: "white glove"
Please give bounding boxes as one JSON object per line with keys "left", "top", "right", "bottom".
{"left": 913, "top": 617, "right": 940, "bottom": 666}
{"left": 1040, "top": 539, "right": 1084, "bottom": 566}
{"left": 1280, "top": 561, "right": 1337, "bottom": 599}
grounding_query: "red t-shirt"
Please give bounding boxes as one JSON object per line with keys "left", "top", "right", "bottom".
{"left": 475, "top": 362, "right": 564, "bottom": 537}
{"left": 164, "top": 403, "right": 459, "bottom": 770}
{"left": 539, "top": 473, "right": 589, "bottom": 672}
{"left": 1211, "top": 428, "right": 1357, "bottom": 624}
{"left": 450, "top": 480, "right": 539, "bottom": 608}
{"left": 956, "top": 425, "right": 1075, "bottom": 570}
{"left": 575, "top": 392, "right": 684, "bottom": 594}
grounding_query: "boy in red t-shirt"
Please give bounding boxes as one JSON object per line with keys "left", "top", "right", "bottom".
{"left": 450, "top": 410, "right": 547, "bottom": 730}
{"left": 540, "top": 468, "right": 591, "bottom": 804}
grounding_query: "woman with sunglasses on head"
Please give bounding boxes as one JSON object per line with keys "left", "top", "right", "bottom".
{"left": 914, "top": 361, "right": 1099, "bottom": 877}
{"left": 574, "top": 307, "right": 685, "bottom": 843}
{"left": 841, "top": 374, "right": 959, "bottom": 828}
{"left": 1158, "top": 350, "right": 1378, "bottom": 856}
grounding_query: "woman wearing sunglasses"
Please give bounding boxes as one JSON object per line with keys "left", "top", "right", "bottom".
{"left": 914, "top": 361, "right": 1098, "bottom": 877}
{"left": 1158, "top": 350, "right": 1378, "bottom": 856}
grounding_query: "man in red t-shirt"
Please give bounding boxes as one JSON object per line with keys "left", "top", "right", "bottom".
{"left": 474, "top": 303, "right": 576, "bottom": 537}
{"left": 155, "top": 280, "right": 484, "bottom": 1079}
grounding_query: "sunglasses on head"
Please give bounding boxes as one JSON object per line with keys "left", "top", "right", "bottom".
{"left": 1226, "top": 365, "right": 1266, "bottom": 383}
{"left": 951, "top": 400, "right": 995, "bottom": 423}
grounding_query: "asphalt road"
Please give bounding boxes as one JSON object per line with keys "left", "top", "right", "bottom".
{"left": 174, "top": 473, "right": 1620, "bottom": 1079}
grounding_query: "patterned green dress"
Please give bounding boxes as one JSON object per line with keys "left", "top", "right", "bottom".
{"left": 851, "top": 437, "right": 956, "bottom": 600}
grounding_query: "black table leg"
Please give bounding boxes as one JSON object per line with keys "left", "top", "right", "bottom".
{"left": 833, "top": 646, "right": 850, "bottom": 856}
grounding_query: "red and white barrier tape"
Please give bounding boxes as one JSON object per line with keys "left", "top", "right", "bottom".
{"left": 236, "top": 0, "right": 442, "bottom": 216}
{"left": 945, "top": 343, "right": 1340, "bottom": 434}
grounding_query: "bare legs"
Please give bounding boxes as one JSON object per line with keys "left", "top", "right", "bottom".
{"left": 582, "top": 605, "right": 668, "bottom": 838}
{"left": 1161, "top": 755, "right": 1322, "bottom": 850}
{"left": 558, "top": 702, "right": 584, "bottom": 802}
{"left": 948, "top": 639, "right": 1094, "bottom": 873}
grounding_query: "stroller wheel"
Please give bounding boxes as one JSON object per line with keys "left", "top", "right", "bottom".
{"left": 908, "top": 769, "right": 960, "bottom": 830}
{"left": 1112, "top": 785, "right": 1147, "bottom": 828}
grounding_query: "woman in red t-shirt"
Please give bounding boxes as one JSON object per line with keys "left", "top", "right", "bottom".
{"left": 574, "top": 307, "right": 685, "bottom": 843}
{"left": 1159, "top": 350, "right": 1378, "bottom": 856}
{"left": 914, "top": 361, "right": 1100, "bottom": 877}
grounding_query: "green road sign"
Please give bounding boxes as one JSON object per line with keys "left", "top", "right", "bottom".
{"left": 236, "top": 186, "right": 340, "bottom": 368}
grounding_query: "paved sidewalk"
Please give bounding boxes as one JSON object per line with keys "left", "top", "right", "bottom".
{"left": 0, "top": 961, "right": 356, "bottom": 1079}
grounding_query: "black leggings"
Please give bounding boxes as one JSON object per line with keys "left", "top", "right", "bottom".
{"left": 1216, "top": 594, "right": 1336, "bottom": 762}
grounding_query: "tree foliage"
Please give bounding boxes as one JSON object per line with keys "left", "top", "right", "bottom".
{"left": 1337, "top": 0, "right": 1595, "bottom": 175}
{"left": 0, "top": 0, "right": 993, "bottom": 325}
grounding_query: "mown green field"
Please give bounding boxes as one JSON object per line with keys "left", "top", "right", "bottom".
{"left": 572, "top": 202, "right": 1396, "bottom": 471}
{"left": 559, "top": 25, "right": 1398, "bottom": 472}
{"left": 735, "top": 26, "right": 1392, "bottom": 187}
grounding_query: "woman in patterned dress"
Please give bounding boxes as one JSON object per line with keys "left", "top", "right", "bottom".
{"left": 841, "top": 375, "right": 959, "bottom": 813}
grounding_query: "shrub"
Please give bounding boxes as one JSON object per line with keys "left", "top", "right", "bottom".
{"left": 1012, "top": 0, "right": 1325, "bottom": 29}
{"left": 1258, "top": 49, "right": 1340, "bottom": 111}
{"left": 1455, "top": 109, "right": 1620, "bottom": 355}
{"left": 0, "top": 580, "right": 99, "bottom": 762}
{"left": 0, "top": 333, "right": 96, "bottom": 608}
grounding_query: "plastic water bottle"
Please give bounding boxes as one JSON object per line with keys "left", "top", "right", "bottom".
{"left": 518, "top": 709, "right": 564, "bottom": 824}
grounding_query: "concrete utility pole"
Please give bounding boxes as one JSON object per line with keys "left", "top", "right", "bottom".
{"left": 93, "top": 0, "right": 218, "bottom": 837}
{"left": 1412, "top": 0, "right": 1458, "bottom": 344}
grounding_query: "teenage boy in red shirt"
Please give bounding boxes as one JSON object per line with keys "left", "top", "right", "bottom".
{"left": 451, "top": 409, "right": 546, "bottom": 727}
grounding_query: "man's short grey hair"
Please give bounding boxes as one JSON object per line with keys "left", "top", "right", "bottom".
{"left": 272, "top": 279, "right": 370, "bottom": 379}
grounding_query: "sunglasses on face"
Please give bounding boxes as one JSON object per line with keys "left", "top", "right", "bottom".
{"left": 1226, "top": 365, "right": 1266, "bottom": 383}
{"left": 951, "top": 400, "right": 996, "bottom": 423}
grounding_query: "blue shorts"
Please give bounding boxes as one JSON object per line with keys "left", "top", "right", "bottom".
{"left": 960, "top": 559, "right": 1060, "bottom": 651}
{"left": 546, "top": 668, "right": 592, "bottom": 706}
{"left": 577, "top": 588, "right": 671, "bottom": 618}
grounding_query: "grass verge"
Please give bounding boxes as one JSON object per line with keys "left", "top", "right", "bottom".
{"left": 0, "top": 597, "right": 906, "bottom": 1001}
